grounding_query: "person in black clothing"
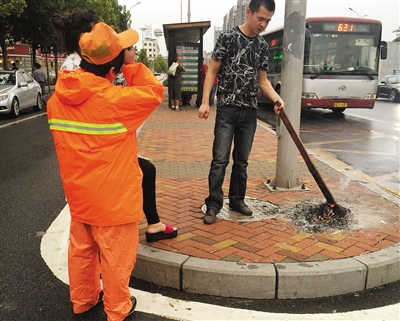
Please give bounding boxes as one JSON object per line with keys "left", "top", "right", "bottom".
{"left": 169, "top": 57, "right": 186, "bottom": 110}
{"left": 198, "top": 0, "right": 285, "bottom": 224}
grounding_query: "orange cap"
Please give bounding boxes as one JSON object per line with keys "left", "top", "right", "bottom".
{"left": 79, "top": 22, "right": 139, "bottom": 65}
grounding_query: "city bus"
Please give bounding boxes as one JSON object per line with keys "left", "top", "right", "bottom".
{"left": 258, "top": 17, "right": 388, "bottom": 113}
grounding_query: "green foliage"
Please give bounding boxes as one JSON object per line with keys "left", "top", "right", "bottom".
{"left": 136, "top": 48, "right": 150, "bottom": 67}
{"left": 393, "top": 27, "right": 400, "bottom": 42}
{"left": 0, "top": 0, "right": 132, "bottom": 70}
{"left": 0, "top": 0, "right": 27, "bottom": 18}
{"left": 0, "top": 0, "right": 27, "bottom": 69}
{"left": 153, "top": 55, "right": 168, "bottom": 73}
{"left": 135, "top": 50, "right": 167, "bottom": 74}
{"left": 109, "top": 0, "right": 130, "bottom": 33}
{"left": 135, "top": 50, "right": 167, "bottom": 73}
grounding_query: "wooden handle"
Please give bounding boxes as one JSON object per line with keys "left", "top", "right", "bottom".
{"left": 279, "top": 109, "right": 337, "bottom": 207}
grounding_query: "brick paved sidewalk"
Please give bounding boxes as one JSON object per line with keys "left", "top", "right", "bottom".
{"left": 137, "top": 93, "right": 400, "bottom": 264}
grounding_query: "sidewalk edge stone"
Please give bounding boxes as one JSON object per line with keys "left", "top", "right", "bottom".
{"left": 354, "top": 243, "right": 400, "bottom": 289}
{"left": 275, "top": 258, "right": 367, "bottom": 299}
{"left": 182, "top": 257, "right": 276, "bottom": 299}
{"left": 133, "top": 244, "right": 189, "bottom": 290}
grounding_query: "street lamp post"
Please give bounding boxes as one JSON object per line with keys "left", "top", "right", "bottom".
{"left": 348, "top": 7, "right": 367, "bottom": 18}
{"left": 128, "top": 2, "right": 142, "bottom": 29}
{"left": 139, "top": 28, "right": 146, "bottom": 48}
{"left": 129, "top": 2, "right": 141, "bottom": 11}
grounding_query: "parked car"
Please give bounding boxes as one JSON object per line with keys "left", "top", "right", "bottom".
{"left": 376, "top": 75, "right": 400, "bottom": 102}
{"left": 0, "top": 70, "right": 43, "bottom": 117}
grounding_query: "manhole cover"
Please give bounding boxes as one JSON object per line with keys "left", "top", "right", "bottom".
{"left": 201, "top": 197, "right": 279, "bottom": 222}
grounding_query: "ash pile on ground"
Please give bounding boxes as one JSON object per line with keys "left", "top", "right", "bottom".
{"left": 282, "top": 200, "right": 356, "bottom": 233}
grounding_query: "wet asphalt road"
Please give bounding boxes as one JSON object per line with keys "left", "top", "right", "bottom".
{"left": 0, "top": 103, "right": 399, "bottom": 320}
{"left": 257, "top": 99, "right": 400, "bottom": 193}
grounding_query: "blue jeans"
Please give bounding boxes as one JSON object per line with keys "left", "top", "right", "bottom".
{"left": 39, "top": 82, "right": 46, "bottom": 101}
{"left": 205, "top": 105, "right": 257, "bottom": 211}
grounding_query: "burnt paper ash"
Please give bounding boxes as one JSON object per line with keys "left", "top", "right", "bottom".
{"left": 284, "top": 200, "right": 355, "bottom": 232}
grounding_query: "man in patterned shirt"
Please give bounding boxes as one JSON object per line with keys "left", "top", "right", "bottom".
{"left": 199, "top": 0, "right": 285, "bottom": 224}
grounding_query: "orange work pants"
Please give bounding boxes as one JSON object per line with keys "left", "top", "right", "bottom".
{"left": 68, "top": 220, "right": 138, "bottom": 321}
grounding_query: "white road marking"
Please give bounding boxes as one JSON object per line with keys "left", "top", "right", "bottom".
{"left": 0, "top": 112, "right": 47, "bottom": 129}
{"left": 41, "top": 206, "right": 400, "bottom": 321}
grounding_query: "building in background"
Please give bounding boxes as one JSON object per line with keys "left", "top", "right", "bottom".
{"left": 140, "top": 24, "right": 161, "bottom": 59}
{"left": 213, "top": 26, "right": 223, "bottom": 48}
{"left": 235, "top": 0, "right": 251, "bottom": 26}
{"left": 143, "top": 38, "right": 160, "bottom": 60}
{"left": 379, "top": 42, "right": 400, "bottom": 76}
{"left": 223, "top": 13, "right": 229, "bottom": 32}
{"left": 227, "top": 6, "right": 237, "bottom": 30}
{"left": 0, "top": 43, "right": 64, "bottom": 74}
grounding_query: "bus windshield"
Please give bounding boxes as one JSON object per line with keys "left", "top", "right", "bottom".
{"left": 304, "top": 21, "right": 381, "bottom": 76}
{"left": 260, "top": 18, "right": 384, "bottom": 110}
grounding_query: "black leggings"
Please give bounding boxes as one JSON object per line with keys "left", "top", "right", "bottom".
{"left": 138, "top": 157, "right": 160, "bottom": 225}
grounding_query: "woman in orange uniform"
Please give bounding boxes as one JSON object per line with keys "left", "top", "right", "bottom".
{"left": 51, "top": 9, "right": 178, "bottom": 243}
{"left": 47, "top": 22, "right": 164, "bottom": 320}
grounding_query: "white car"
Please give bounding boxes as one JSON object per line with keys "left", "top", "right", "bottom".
{"left": 0, "top": 70, "right": 43, "bottom": 117}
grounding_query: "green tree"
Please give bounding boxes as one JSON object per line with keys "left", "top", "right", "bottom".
{"left": 9, "top": 0, "right": 66, "bottom": 70}
{"left": 0, "top": 0, "right": 27, "bottom": 70}
{"left": 393, "top": 27, "right": 400, "bottom": 42}
{"left": 136, "top": 48, "right": 150, "bottom": 67}
{"left": 153, "top": 54, "right": 167, "bottom": 73}
{"left": 135, "top": 50, "right": 167, "bottom": 73}
{"left": 109, "top": 0, "right": 130, "bottom": 33}
{"left": 2, "top": 0, "right": 131, "bottom": 71}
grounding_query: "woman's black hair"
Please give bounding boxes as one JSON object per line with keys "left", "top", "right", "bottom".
{"left": 52, "top": 9, "right": 100, "bottom": 54}
{"left": 79, "top": 50, "right": 125, "bottom": 78}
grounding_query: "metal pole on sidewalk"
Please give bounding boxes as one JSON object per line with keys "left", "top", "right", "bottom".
{"left": 188, "top": 0, "right": 191, "bottom": 22}
{"left": 45, "top": 54, "right": 50, "bottom": 96}
{"left": 273, "top": 0, "right": 307, "bottom": 189}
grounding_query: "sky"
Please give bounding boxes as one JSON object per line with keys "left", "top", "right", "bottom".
{"left": 118, "top": 0, "right": 400, "bottom": 56}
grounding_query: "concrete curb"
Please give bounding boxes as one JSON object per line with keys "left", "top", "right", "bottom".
{"left": 132, "top": 243, "right": 400, "bottom": 299}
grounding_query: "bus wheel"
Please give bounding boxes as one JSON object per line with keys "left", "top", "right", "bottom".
{"left": 331, "top": 108, "right": 346, "bottom": 114}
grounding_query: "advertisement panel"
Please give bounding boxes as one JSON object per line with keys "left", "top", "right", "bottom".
{"left": 176, "top": 44, "right": 199, "bottom": 93}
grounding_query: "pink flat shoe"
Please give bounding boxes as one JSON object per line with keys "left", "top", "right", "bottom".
{"left": 145, "top": 224, "right": 178, "bottom": 242}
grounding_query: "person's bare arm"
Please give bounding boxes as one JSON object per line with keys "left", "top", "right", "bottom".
{"left": 198, "top": 58, "right": 221, "bottom": 120}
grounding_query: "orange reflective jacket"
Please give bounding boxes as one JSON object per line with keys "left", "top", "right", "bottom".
{"left": 47, "top": 63, "right": 164, "bottom": 226}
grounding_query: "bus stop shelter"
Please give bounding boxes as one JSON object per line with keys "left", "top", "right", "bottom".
{"left": 163, "top": 21, "right": 211, "bottom": 107}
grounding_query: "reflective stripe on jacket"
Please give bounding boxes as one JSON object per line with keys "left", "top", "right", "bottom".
{"left": 47, "top": 63, "right": 164, "bottom": 226}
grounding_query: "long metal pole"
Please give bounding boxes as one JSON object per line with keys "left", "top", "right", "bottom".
{"left": 273, "top": 0, "right": 307, "bottom": 189}
{"left": 188, "top": 0, "right": 191, "bottom": 22}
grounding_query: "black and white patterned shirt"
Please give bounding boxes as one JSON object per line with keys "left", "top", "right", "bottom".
{"left": 212, "top": 27, "right": 269, "bottom": 109}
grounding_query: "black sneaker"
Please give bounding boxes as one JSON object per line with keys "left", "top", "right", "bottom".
{"left": 203, "top": 208, "right": 218, "bottom": 224}
{"left": 229, "top": 201, "right": 253, "bottom": 216}
{"left": 124, "top": 296, "right": 137, "bottom": 320}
